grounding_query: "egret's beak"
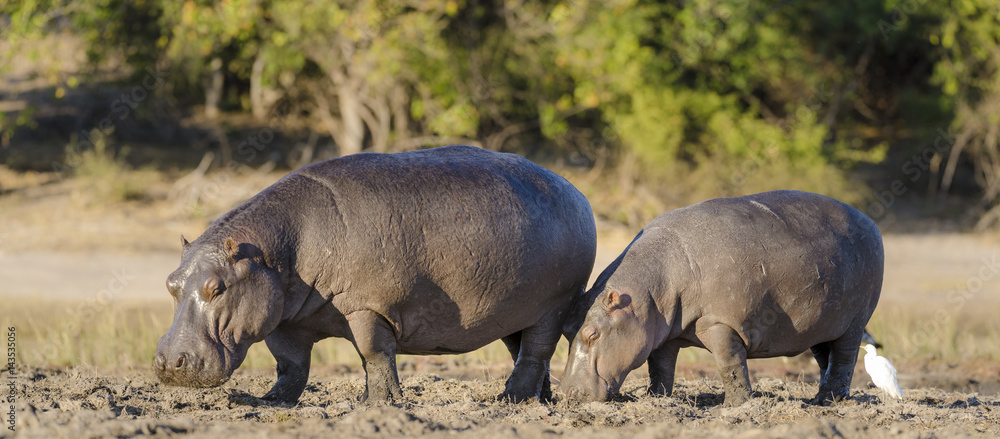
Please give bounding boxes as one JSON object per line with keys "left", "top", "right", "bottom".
{"left": 860, "top": 330, "right": 882, "bottom": 348}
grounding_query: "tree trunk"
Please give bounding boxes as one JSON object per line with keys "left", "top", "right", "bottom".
{"left": 335, "top": 82, "right": 366, "bottom": 156}
{"left": 205, "top": 57, "right": 224, "bottom": 120}
{"left": 359, "top": 92, "right": 391, "bottom": 153}
{"left": 391, "top": 84, "right": 410, "bottom": 151}
{"left": 250, "top": 53, "right": 267, "bottom": 121}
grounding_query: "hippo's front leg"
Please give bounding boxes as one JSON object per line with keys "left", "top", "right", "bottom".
{"left": 262, "top": 327, "right": 314, "bottom": 404}
{"left": 700, "top": 324, "right": 752, "bottom": 406}
{"left": 347, "top": 310, "right": 403, "bottom": 404}
{"left": 647, "top": 342, "right": 680, "bottom": 396}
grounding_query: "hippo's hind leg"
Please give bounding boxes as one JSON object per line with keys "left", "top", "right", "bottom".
{"left": 700, "top": 324, "right": 752, "bottom": 407}
{"left": 647, "top": 341, "right": 680, "bottom": 396}
{"left": 347, "top": 310, "right": 403, "bottom": 404}
{"left": 501, "top": 332, "right": 521, "bottom": 360}
{"left": 812, "top": 330, "right": 862, "bottom": 405}
{"left": 262, "top": 327, "right": 315, "bottom": 404}
{"left": 499, "top": 315, "right": 561, "bottom": 403}
{"left": 500, "top": 332, "right": 553, "bottom": 402}
{"left": 810, "top": 341, "right": 832, "bottom": 391}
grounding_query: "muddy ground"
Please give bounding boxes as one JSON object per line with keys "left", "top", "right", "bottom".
{"left": 6, "top": 363, "right": 999, "bottom": 439}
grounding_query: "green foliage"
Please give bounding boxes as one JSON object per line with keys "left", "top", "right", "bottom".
{"left": 926, "top": 0, "right": 1000, "bottom": 101}
{"left": 542, "top": 0, "right": 890, "bottom": 201}
{"left": 5, "top": 0, "right": 1000, "bottom": 217}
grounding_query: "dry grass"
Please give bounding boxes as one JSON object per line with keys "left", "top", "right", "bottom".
{"left": 5, "top": 295, "right": 997, "bottom": 377}
{"left": 0, "top": 297, "right": 520, "bottom": 372}
{"left": 63, "top": 130, "right": 161, "bottom": 206}
{"left": 867, "top": 304, "right": 1000, "bottom": 364}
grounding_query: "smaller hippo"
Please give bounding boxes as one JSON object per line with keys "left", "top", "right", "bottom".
{"left": 559, "top": 190, "right": 883, "bottom": 406}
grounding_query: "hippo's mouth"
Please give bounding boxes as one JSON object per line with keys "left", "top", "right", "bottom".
{"left": 598, "top": 372, "right": 624, "bottom": 399}
{"left": 592, "top": 352, "right": 624, "bottom": 399}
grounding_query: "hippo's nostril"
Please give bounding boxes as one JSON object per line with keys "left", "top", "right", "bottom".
{"left": 154, "top": 353, "right": 166, "bottom": 371}
{"left": 174, "top": 353, "right": 187, "bottom": 370}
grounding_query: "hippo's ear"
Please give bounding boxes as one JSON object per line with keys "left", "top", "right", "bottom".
{"left": 224, "top": 237, "right": 240, "bottom": 261}
{"left": 181, "top": 235, "right": 190, "bottom": 248}
{"left": 603, "top": 291, "right": 632, "bottom": 312}
{"left": 223, "top": 237, "right": 264, "bottom": 264}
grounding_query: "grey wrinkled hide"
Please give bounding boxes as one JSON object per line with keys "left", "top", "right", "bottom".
{"left": 154, "top": 145, "right": 597, "bottom": 404}
{"left": 559, "top": 190, "right": 883, "bottom": 406}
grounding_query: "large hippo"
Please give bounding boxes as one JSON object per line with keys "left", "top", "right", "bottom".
{"left": 559, "top": 190, "right": 883, "bottom": 406}
{"left": 154, "top": 145, "right": 597, "bottom": 404}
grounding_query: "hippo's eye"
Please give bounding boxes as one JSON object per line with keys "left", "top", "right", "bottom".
{"left": 583, "top": 326, "right": 600, "bottom": 343}
{"left": 201, "top": 277, "right": 226, "bottom": 302}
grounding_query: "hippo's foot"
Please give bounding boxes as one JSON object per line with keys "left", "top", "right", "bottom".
{"left": 498, "top": 376, "right": 551, "bottom": 403}
{"left": 262, "top": 384, "right": 303, "bottom": 405}
{"left": 361, "top": 376, "right": 403, "bottom": 405}
{"left": 721, "top": 385, "right": 752, "bottom": 407}
{"left": 722, "top": 389, "right": 752, "bottom": 407}
{"left": 499, "top": 361, "right": 549, "bottom": 403}
{"left": 810, "top": 389, "right": 849, "bottom": 406}
{"left": 811, "top": 383, "right": 850, "bottom": 405}
{"left": 647, "top": 381, "right": 673, "bottom": 397}
{"left": 498, "top": 384, "right": 540, "bottom": 403}
{"left": 719, "top": 365, "right": 753, "bottom": 407}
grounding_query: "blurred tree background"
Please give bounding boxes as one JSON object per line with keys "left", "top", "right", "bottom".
{"left": 2, "top": 0, "right": 999, "bottom": 230}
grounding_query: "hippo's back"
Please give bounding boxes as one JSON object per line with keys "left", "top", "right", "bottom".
{"left": 292, "top": 145, "right": 595, "bottom": 254}
{"left": 659, "top": 190, "right": 878, "bottom": 245}
{"left": 299, "top": 145, "right": 564, "bottom": 198}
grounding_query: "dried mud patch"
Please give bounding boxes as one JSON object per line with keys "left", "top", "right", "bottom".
{"left": 6, "top": 367, "right": 999, "bottom": 438}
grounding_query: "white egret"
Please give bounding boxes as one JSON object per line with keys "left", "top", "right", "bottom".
{"left": 862, "top": 344, "right": 903, "bottom": 400}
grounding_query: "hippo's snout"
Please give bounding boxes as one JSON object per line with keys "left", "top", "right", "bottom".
{"left": 154, "top": 351, "right": 184, "bottom": 373}
{"left": 557, "top": 356, "right": 612, "bottom": 402}
{"left": 154, "top": 348, "right": 226, "bottom": 388}
{"left": 155, "top": 351, "right": 202, "bottom": 382}
{"left": 557, "top": 380, "right": 609, "bottom": 402}
{"left": 154, "top": 326, "right": 233, "bottom": 388}
{"left": 557, "top": 384, "right": 604, "bottom": 402}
